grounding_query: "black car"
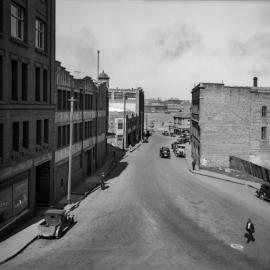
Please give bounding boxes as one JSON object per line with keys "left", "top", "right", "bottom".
{"left": 256, "top": 183, "right": 270, "bottom": 201}
{"left": 160, "top": 147, "right": 170, "bottom": 158}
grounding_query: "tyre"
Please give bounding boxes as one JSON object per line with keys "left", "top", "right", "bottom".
{"left": 55, "top": 227, "right": 62, "bottom": 239}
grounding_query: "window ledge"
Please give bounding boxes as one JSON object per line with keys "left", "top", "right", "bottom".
{"left": 35, "top": 47, "right": 48, "bottom": 57}
{"left": 10, "top": 37, "right": 28, "bottom": 48}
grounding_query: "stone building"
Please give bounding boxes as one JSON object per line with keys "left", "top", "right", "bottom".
{"left": 173, "top": 112, "right": 190, "bottom": 135}
{"left": 191, "top": 78, "right": 270, "bottom": 168}
{"left": 54, "top": 62, "right": 108, "bottom": 202}
{"left": 0, "top": 0, "right": 55, "bottom": 237}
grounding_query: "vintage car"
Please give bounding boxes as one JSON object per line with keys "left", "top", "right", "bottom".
{"left": 160, "top": 147, "right": 171, "bottom": 158}
{"left": 256, "top": 183, "right": 270, "bottom": 201}
{"left": 37, "top": 209, "right": 74, "bottom": 239}
{"left": 143, "top": 137, "right": 149, "bottom": 143}
{"left": 175, "top": 144, "right": 186, "bottom": 157}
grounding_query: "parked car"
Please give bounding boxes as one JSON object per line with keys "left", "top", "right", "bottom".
{"left": 37, "top": 209, "right": 74, "bottom": 239}
{"left": 143, "top": 137, "right": 149, "bottom": 143}
{"left": 160, "top": 147, "right": 171, "bottom": 158}
{"left": 162, "top": 130, "right": 170, "bottom": 136}
{"left": 256, "top": 183, "right": 270, "bottom": 201}
{"left": 175, "top": 145, "right": 186, "bottom": 157}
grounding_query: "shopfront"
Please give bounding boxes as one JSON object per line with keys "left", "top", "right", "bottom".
{"left": 0, "top": 172, "right": 29, "bottom": 228}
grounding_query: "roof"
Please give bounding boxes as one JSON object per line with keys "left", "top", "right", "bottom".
{"left": 45, "top": 209, "right": 65, "bottom": 215}
{"left": 98, "top": 70, "right": 110, "bottom": 79}
{"left": 173, "top": 112, "right": 191, "bottom": 119}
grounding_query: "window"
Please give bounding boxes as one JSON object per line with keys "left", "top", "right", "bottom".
{"left": 0, "top": 56, "right": 2, "bottom": 100}
{"left": 118, "top": 121, "right": 123, "bottom": 129}
{"left": 261, "top": 127, "right": 267, "bottom": 140}
{"left": 67, "top": 91, "right": 71, "bottom": 110}
{"left": 35, "top": 67, "right": 40, "bottom": 101}
{"left": 262, "top": 106, "right": 267, "bottom": 118}
{"left": 35, "top": 19, "right": 45, "bottom": 50}
{"left": 11, "top": 3, "right": 24, "bottom": 41}
{"left": 12, "top": 122, "right": 19, "bottom": 152}
{"left": 57, "top": 90, "right": 62, "bottom": 110}
{"left": 0, "top": 124, "right": 3, "bottom": 161}
{"left": 44, "top": 119, "right": 48, "bottom": 143}
{"left": 74, "top": 124, "right": 78, "bottom": 143}
{"left": 22, "top": 63, "right": 28, "bottom": 101}
{"left": 36, "top": 120, "right": 41, "bottom": 145}
{"left": 79, "top": 93, "right": 83, "bottom": 110}
{"left": 79, "top": 123, "right": 83, "bottom": 141}
{"left": 43, "top": 69, "right": 48, "bottom": 102}
{"left": 22, "top": 121, "right": 29, "bottom": 148}
{"left": 63, "top": 90, "right": 67, "bottom": 110}
{"left": 11, "top": 60, "right": 18, "bottom": 100}
{"left": 57, "top": 126, "right": 61, "bottom": 148}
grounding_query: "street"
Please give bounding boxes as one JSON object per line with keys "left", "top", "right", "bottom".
{"left": 2, "top": 133, "right": 270, "bottom": 270}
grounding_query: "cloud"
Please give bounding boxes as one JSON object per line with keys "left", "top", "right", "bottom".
{"left": 147, "top": 24, "right": 203, "bottom": 60}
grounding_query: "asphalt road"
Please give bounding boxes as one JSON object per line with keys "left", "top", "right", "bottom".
{"left": 2, "top": 133, "right": 270, "bottom": 270}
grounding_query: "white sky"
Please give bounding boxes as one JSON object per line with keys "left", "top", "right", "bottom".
{"left": 56, "top": 0, "right": 270, "bottom": 100}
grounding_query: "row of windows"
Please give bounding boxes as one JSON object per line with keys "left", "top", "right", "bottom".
{"left": 10, "top": 2, "right": 46, "bottom": 50}
{"left": 2, "top": 58, "right": 48, "bottom": 102}
{"left": 57, "top": 90, "right": 93, "bottom": 111}
{"left": 57, "top": 121, "right": 94, "bottom": 149}
{"left": 0, "top": 119, "right": 49, "bottom": 163}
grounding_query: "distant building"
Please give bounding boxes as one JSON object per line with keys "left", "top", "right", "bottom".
{"left": 108, "top": 88, "right": 144, "bottom": 148}
{"left": 191, "top": 78, "right": 270, "bottom": 168}
{"left": 54, "top": 62, "right": 108, "bottom": 202}
{"left": 0, "top": 0, "right": 55, "bottom": 238}
{"left": 173, "top": 112, "right": 191, "bottom": 135}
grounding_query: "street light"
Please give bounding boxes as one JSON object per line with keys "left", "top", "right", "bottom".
{"left": 67, "top": 96, "right": 76, "bottom": 205}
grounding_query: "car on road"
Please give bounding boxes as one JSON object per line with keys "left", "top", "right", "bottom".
{"left": 162, "top": 130, "right": 170, "bottom": 136}
{"left": 175, "top": 144, "right": 186, "bottom": 157}
{"left": 37, "top": 209, "right": 74, "bottom": 239}
{"left": 256, "top": 183, "right": 270, "bottom": 201}
{"left": 160, "top": 147, "right": 171, "bottom": 158}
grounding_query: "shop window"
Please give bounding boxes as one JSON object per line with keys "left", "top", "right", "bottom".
{"left": 21, "top": 63, "right": 28, "bottom": 101}
{"left": 12, "top": 122, "right": 19, "bottom": 151}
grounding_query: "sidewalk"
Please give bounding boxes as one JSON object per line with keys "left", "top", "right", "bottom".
{"left": 185, "top": 143, "right": 261, "bottom": 190}
{"left": 0, "top": 146, "right": 124, "bottom": 265}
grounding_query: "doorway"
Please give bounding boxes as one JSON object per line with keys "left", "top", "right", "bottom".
{"left": 36, "top": 161, "right": 50, "bottom": 206}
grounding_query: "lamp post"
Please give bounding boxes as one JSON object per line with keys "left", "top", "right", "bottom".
{"left": 67, "top": 96, "right": 76, "bottom": 205}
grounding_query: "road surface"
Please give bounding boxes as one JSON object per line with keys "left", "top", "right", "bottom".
{"left": 2, "top": 133, "right": 270, "bottom": 270}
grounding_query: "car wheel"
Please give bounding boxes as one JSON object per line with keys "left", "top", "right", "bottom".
{"left": 55, "top": 227, "right": 62, "bottom": 239}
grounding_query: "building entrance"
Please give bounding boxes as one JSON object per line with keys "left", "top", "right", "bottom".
{"left": 36, "top": 161, "right": 50, "bottom": 206}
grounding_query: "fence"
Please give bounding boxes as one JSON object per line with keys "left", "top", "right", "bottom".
{"left": 229, "top": 156, "right": 270, "bottom": 183}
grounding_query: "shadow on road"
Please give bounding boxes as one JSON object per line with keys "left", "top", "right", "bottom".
{"left": 105, "top": 161, "right": 128, "bottom": 182}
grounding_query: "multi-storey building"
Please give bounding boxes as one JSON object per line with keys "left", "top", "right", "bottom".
{"left": 0, "top": 0, "right": 55, "bottom": 237}
{"left": 108, "top": 87, "right": 144, "bottom": 148}
{"left": 191, "top": 78, "right": 270, "bottom": 169}
{"left": 54, "top": 62, "right": 108, "bottom": 202}
{"left": 173, "top": 112, "right": 190, "bottom": 135}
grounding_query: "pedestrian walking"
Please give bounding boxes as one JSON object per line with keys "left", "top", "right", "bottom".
{"left": 244, "top": 218, "right": 255, "bottom": 243}
{"left": 192, "top": 159, "right": 196, "bottom": 170}
{"left": 100, "top": 172, "right": 105, "bottom": 190}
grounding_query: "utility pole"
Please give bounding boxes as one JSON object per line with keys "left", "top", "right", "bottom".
{"left": 123, "top": 94, "right": 126, "bottom": 150}
{"left": 67, "top": 97, "right": 76, "bottom": 205}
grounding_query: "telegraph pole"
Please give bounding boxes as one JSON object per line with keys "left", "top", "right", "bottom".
{"left": 123, "top": 94, "right": 126, "bottom": 150}
{"left": 67, "top": 97, "right": 76, "bottom": 205}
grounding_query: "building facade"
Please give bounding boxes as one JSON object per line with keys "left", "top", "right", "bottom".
{"left": 108, "top": 88, "right": 144, "bottom": 148}
{"left": 191, "top": 78, "right": 270, "bottom": 169}
{"left": 173, "top": 112, "right": 190, "bottom": 135}
{"left": 54, "top": 62, "right": 108, "bottom": 202}
{"left": 0, "top": 0, "right": 55, "bottom": 237}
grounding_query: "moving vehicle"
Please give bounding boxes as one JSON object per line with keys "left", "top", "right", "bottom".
{"left": 162, "top": 130, "right": 170, "bottom": 136}
{"left": 256, "top": 183, "right": 270, "bottom": 201}
{"left": 160, "top": 147, "right": 171, "bottom": 158}
{"left": 37, "top": 209, "right": 74, "bottom": 239}
{"left": 175, "top": 144, "right": 186, "bottom": 157}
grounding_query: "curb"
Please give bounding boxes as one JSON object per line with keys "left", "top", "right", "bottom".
{"left": 0, "top": 236, "right": 38, "bottom": 265}
{"left": 190, "top": 169, "right": 258, "bottom": 190}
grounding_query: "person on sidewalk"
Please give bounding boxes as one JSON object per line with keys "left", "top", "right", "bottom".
{"left": 244, "top": 218, "right": 255, "bottom": 243}
{"left": 100, "top": 172, "right": 105, "bottom": 190}
{"left": 192, "top": 159, "right": 196, "bottom": 171}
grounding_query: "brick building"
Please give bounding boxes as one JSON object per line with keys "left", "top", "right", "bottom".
{"left": 191, "top": 78, "right": 270, "bottom": 168}
{"left": 0, "top": 0, "right": 55, "bottom": 237}
{"left": 54, "top": 62, "right": 108, "bottom": 202}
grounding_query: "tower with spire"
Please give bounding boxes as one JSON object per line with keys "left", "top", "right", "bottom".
{"left": 98, "top": 70, "right": 110, "bottom": 88}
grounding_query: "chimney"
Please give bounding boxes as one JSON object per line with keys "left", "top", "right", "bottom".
{"left": 97, "top": 50, "right": 100, "bottom": 80}
{"left": 253, "top": 77, "right": 258, "bottom": 87}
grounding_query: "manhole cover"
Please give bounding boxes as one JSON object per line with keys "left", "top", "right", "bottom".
{"left": 230, "top": 243, "right": 244, "bottom": 250}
